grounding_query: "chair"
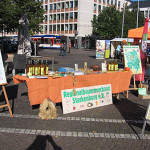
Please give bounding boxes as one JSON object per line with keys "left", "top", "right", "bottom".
{"left": 12, "top": 54, "right": 26, "bottom": 76}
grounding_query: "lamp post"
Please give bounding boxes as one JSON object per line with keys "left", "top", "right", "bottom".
{"left": 137, "top": 0, "right": 139, "bottom": 28}
{"left": 121, "top": 0, "right": 125, "bottom": 38}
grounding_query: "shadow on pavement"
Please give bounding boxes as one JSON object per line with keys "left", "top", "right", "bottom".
{"left": 114, "top": 97, "right": 150, "bottom": 138}
{"left": 26, "top": 135, "right": 62, "bottom": 150}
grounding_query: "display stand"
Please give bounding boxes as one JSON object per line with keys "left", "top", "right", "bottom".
{"left": 0, "top": 83, "right": 13, "bottom": 117}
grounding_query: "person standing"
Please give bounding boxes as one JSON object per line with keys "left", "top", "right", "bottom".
{"left": 63, "top": 42, "right": 67, "bottom": 56}
{"left": 116, "top": 43, "right": 121, "bottom": 59}
{"left": 59, "top": 42, "right": 64, "bottom": 56}
{"left": 68, "top": 41, "right": 71, "bottom": 54}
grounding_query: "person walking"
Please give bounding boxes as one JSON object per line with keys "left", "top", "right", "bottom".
{"left": 59, "top": 41, "right": 66, "bottom": 56}
{"left": 68, "top": 41, "right": 71, "bottom": 54}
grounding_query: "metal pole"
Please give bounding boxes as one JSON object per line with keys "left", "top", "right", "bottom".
{"left": 137, "top": 0, "right": 139, "bottom": 28}
{"left": 122, "top": 0, "right": 125, "bottom": 38}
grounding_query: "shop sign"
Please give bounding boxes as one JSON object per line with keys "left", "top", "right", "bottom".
{"left": 61, "top": 84, "right": 112, "bottom": 114}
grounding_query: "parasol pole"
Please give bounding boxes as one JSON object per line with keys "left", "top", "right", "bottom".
{"left": 121, "top": 0, "right": 125, "bottom": 38}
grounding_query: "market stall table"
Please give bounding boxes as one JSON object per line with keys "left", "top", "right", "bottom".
{"left": 13, "top": 71, "right": 132, "bottom": 106}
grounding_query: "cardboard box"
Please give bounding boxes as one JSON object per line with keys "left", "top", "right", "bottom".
{"left": 138, "top": 84, "right": 149, "bottom": 93}
{"left": 138, "top": 94, "right": 150, "bottom": 99}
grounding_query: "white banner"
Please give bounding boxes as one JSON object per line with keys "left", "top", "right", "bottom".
{"left": 61, "top": 84, "right": 112, "bottom": 114}
{"left": 0, "top": 50, "right": 7, "bottom": 85}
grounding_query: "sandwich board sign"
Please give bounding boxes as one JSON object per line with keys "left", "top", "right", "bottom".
{"left": 141, "top": 102, "right": 150, "bottom": 139}
{"left": 0, "top": 50, "right": 7, "bottom": 84}
{"left": 61, "top": 84, "right": 112, "bottom": 114}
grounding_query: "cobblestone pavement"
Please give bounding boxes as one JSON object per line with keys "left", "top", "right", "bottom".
{"left": 0, "top": 48, "right": 150, "bottom": 150}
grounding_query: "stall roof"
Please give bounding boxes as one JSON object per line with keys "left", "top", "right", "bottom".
{"left": 128, "top": 26, "right": 150, "bottom": 39}
{"left": 110, "top": 38, "right": 134, "bottom": 42}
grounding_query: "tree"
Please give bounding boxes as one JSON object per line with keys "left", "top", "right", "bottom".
{"left": 123, "top": 4, "right": 144, "bottom": 37}
{"left": 92, "top": 6, "right": 122, "bottom": 39}
{"left": 0, "top": 0, "right": 44, "bottom": 35}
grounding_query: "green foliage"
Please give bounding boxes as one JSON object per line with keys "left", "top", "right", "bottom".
{"left": 92, "top": 6, "right": 122, "bottom": 39}
{"left": 0, "top": 0, "right": 44, "bottom": 35}
{"left": 92, "top": 5, "right": 145, "bottom": 39}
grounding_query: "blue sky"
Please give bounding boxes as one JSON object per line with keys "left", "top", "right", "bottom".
{"left": 130, "top": 0, "right": 149, "bottom": 1}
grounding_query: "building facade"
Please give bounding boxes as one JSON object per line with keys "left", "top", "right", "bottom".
{"left": 1, "top": 0, "right": 125, "bottom": 48}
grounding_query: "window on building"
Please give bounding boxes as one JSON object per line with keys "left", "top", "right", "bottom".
{"left": 53, "top": 14, "right": 56, "bottom": 20}
{"left": 65, "top": 24, "right": 68, "bottom": 31}
{"left": 107, "top": 0, "right": 109, "bottom": 4}
{"left": 61, "top": 24, "right": 64, "bottom": 31}
{"left": 57, "top": 25, "right": 60, "bottom": 31}
{"left": 53, "top": 25, "right": 56, "bottom": 31}
{"left": 45, "top": 25, "right": 47, "bottom": 31}
{"left": 115, "top": 0, "right": 117, "bottom": 5}
{"left": 61, "top": 2, "right": 64, "bottom": 9}
{"left": 54, "top": 3, "right": 57, "bottom": 10}
{"left": 45, "top": 5, "right": 48, "bottom": 11}
{"left": 49, "top": 15, "right": 53, "bottom": 21}
{"left": 99, "top": 0, "right": 101, "bottom": 3}
{"left": 103, "top": 0, "right": 105, "bottom": 3}
{"left": 50, "top": 4, "right": 53, "bottom": 10}
{"left": 118, "top": 1, "right": 120, "bottom": 7}
{"left": 69, "top": 24, "right": 73, "bottom": 31}
{"left": 70, "top": 1, "right": 73, "bottom": 8}
{"left": 65, "top": 13, "right": 69, "bottom": 20}
{"left": 57, "top": 3, "right": 60, "bottom": 9}
{"left": 65, "top": 2, "right": 69, "bottom": 8}
{"left": 74, "top": 0, "right": 78, "bottom": 7}
{"left": 74, "top": 24, "right": 77, "bottom": 30}
{"left": 103, "top": 6, "right": 105, "bottom": 10}
{"left": 49, "top": 25, "right": 52, "bottom": 31}
{"left": 74, "top": 12, "right": 78, "bottom": 19}
{"left": 61, "top": 13, "right": 64, "bottom": 20}
{"left": 94, "top": 4, "right": 97, "bottom": 11}
{"left": 70, "top": 12, "right": 73, "bottom": 19}
{"left": 111, "top": 0, "right": 113, "bottom": 5}
{"left": 45, "top": 15, "right": 47, "bottom": 21}
{"left": 98, "top": 5, "right": 101, "bottom": 12}
{"left": 57, "top": 14, "right": 60, "bottom": 20}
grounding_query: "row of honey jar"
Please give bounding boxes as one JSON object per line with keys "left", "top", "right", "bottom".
{"left": 26, "top": 60, "right": 49, "bottom": 76}
{"left": 107, "top": 61, "right": 118, "bottom": 71}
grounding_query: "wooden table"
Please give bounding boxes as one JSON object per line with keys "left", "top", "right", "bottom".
{"left": 13, "top": 71, "right": 132, "bottom": 106}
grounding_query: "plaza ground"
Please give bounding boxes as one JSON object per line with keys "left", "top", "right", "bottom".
{"left": 0, "top": 48, "right": 150, "bottom": 150}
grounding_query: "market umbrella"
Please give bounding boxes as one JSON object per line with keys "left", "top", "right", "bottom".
{"left": 17, "top": 13, "right": 32, "bottom": 56}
